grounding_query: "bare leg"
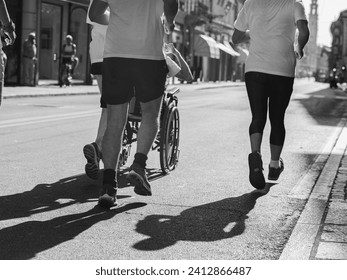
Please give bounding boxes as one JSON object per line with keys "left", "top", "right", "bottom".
{"left": 102, "top": 103, "right": 129, "bottom": 172}
{"left": 136, "top": 95, "right": 163, "bottom": 155}
{"left": 94, "top": 75, "right": 107, "bottom": 152}
{"left": 250, "top": 132, "right": 262, "bottom": 153}
{"left": 270, "top": 144, "right": 283, "bottom": 161}
{"left": 126, "top": 95, "right": 163, "bottom": 196}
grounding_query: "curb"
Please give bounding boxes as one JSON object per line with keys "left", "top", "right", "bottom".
{"left": 280, "top": 118, "right": 347, "bottom": 259}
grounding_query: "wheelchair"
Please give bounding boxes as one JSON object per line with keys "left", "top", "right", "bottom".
{"left": 119, "top": 87, "right": 180, "bottom": 174}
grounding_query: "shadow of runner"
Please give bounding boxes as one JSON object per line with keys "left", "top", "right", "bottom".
{"left": 133, "top": 185, "right": 273, "bottom": 251}
{"left": 0, "top": 202, "right": 147, "bottom": 260}
{"left": 0, "top": 174, "right": 104, "bottom": 221}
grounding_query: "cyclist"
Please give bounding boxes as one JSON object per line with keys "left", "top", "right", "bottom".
{"left": 60, "top": 35, "right": 79, "bottom": 84}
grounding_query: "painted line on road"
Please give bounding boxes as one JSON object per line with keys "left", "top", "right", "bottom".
{"left": 0, "top": 110, "right": 100, "bottom": 128}
{"left": 280, "top": 118, "right": 347, "bottom": 260}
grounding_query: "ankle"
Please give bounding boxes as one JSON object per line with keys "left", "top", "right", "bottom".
{"left": 133, "top": 153, "right": 148, "bottom": 169}
{"left": 103, "top": 169, "right": 116, "bottom": 185}
{"left": 269, "top": 159, "right": 280, "bottom": 168}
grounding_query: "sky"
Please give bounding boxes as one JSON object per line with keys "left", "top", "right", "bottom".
{"left": 302, "top": 0, "right": 347, "bottom": 46}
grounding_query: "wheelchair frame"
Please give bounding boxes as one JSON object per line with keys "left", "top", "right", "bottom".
{"left": 119, "top": 87, "right": 180, "bottom": 174}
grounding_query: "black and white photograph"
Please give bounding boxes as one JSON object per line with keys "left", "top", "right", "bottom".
{"left": 0, "top": 0, "right": 346, "bottom": 279}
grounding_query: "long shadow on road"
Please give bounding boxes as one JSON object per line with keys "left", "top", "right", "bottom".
{"left": 133, "top": 185, "right": 273, "bottom": 251}
{"left": 0, "top": 175, "right": 100, "bottom": 221}
{"left": 295, "top": 88, "right": 347, "bottom": 126}
{"left": 0, "top": 202, "right": 146, "bottom": 259}
{"left": 0, "top": 174, "right": 146, "bottom": 259}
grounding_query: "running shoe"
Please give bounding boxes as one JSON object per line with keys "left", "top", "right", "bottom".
{"left": 268, "top": 158, "right": 284, "bottom": 181}
{"left": 248, "top": 151, "right": 266, "bottom": 189}
{"left": 98, "top": 182, "right": 117, "bottom": 208}
{"left": 83, "top": 142, "right": 101, "bottom": 180}
{"left": 126, "top": 163, "right": 152, "bottom": 196}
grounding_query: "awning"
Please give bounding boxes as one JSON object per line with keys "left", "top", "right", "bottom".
{"left": 194, "top": 34, "right": 220, "bottom": 59}
{"left": 216, "top": 41, "right": 240, "bottom": 57}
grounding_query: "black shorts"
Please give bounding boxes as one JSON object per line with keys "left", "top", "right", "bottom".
{"left": 102, "top": 57, "right": 168, "bottom": 105}
{"left": 62, "top": 57, "right": 73, "bottom": 64}
{"left": 91, "top": 62, "right": 102, "bottom": 75}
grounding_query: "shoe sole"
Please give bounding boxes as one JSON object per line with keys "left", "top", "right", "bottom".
{"left": 83, "top": 144, "right": 99, "bottom": 180}
{"left": 248, "top": 154, "right": 266, "bottom": 189}
{"left": 98, "top": 194, "right": 116, "bottom": 208}
{"left": 126, "top": 172, "right": 152, "bottom": 196}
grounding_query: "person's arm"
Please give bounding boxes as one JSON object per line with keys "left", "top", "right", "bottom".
{"left": 0, "top": 0, "right": 10, "bottom": 25}
{"left": 296, "top": 19, "right": 310, "bottom": 59}
{"left": 72, "top": 44, "right": 77, "bottom": 56}
{"left": 231, "top": 29, "right": 250, "bottom": 44}
{"left": 0, "top": 0, "right": 16, "bottom": 45}
{"left": 231, "top": 1, "right": 249, "bottom": 45}
{"left": 89, "top": 0, "right": 109, "bottom": 25}
{"left": 163, "top": 0, "right": 178, "bottom": 32}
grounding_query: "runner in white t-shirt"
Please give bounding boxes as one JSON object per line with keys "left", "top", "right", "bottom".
{"left": 89, "top": 0, "right": 178, "bottom": 207}
{"left": 82, "top": 0, "right": 109, "bottom": 181}
{"left": 232, "top": 0, "right": 309, "bottom": 189}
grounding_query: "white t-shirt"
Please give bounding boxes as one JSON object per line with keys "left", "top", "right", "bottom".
{"left": 86, "top": 0, "right": 108, "bottom": 64}
{"left": 234, "top": 0, "right": 307, "bottom": 77}
{"left": 99, "top": 0, "right": 165, "bottom": 60}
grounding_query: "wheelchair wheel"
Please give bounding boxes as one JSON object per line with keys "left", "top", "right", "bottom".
{"left": 159, "top": 105, "right": 180, "bottom": 174}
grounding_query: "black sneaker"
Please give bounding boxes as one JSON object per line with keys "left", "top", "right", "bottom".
{"left": 126, "top": 163, "right": 152, "bottom": 196}
{"left": 268, "top": 158, "right": 284, "bottom": 181}
{"left": 98, "top": 182, "right": 117, "bottom": 207}
{"left": 83, "top": 142, "right": 101, "bottom": 180}
{"left": 248, "top": 151, "right": 266, "bottom": 189}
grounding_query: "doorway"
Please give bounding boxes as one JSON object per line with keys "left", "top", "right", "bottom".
{"left": 39, "top": 2, "right": 62, "bottom": 81}
{"left": 70, "top": 7, "right": 88, "bottom": 82}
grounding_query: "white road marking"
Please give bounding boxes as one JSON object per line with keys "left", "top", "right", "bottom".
{"left": 0, "top": 110, "right": 100, "bottom": 128}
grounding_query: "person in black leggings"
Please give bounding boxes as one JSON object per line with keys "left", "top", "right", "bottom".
{"left": 245, "top": 72, "right": 294, "bottom": 184}
{"left": 232, "top": 0, "right": 310, "bottom": 189}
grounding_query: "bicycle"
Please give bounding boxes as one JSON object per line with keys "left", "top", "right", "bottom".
{"left": 59, "top": 59, "right": 73, "bottom": 87}
{"left": 119, "top": 86, "right": 180, "bottom": 174}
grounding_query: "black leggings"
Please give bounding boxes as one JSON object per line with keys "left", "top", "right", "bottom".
{"left": 245, "top": 72, "right": 294, "bottom": 146}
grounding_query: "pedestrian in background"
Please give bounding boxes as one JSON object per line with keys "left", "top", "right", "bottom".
{"left": 61, "top": 35, "right": 79, "bottom": 75}
{"left": 89, "top": 0, "right": 178, "bottom": 207}
{"left": 0, "top": 0, "right": 16, "bottom": 106}
{"left": 82, "top": 0, "right": 109, "bottom": 180}
{"left": 22, "top": 32, "right": 37, "bottom": 86}
{"left": 232, "top": 0, "right": 310, "bottom": 189}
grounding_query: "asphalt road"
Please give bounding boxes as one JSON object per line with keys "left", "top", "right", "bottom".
{"left": 0, "top": 80, "right": 344, "bottom": 260}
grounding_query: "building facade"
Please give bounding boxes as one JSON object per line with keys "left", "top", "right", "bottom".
{"left": 330, "top": 9, "right": 347, "bottom": 82}
{"left": 178, "top": 0, "right": 242, "bottom": 82}
{"left": 3, "top": 0, "right": 244, "bottom": 86}
{"left": 4, "top": 0, "right": 91, "bottom": 86}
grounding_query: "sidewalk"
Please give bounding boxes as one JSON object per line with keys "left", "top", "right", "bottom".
{"left": 280, "top": 117, "right": 347, "bottom": 260}
{"left": 3, "top": 79, "right": 245, "bottom": 99}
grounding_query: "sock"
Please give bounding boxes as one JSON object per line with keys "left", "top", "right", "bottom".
{"left": 134, "top": 153, "right": 148, "bottom": 169}
{"left": 269, "top": 159, "right": 280, "bottom": 169}
{"left": 103, "top": 169, "right": 116, "bottom": 185}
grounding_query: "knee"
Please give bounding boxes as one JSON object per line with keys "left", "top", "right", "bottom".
{"left": 270, "top": 119, "right": 285, "bottom": 132}
{"left": 141, "top": 108, "right": 160, "bottom": 123}
{"left": 250, "top": 117, "right": 266, "bottom": 134}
